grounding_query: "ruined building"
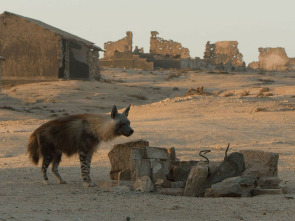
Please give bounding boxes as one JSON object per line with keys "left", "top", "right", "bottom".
{"left": 248, "top": 47, "right": 295, "bottom": 71}
{"left": 203, "top": 41, "right": 245, "bottom": 70}
{"left": 103, "top": 31, "right": 133, "bottom": 59}
{"left": 0, "top": 11, "right": 102, "bottom": 86}
{"left": 150, "top": 31, "right": 190, "bottom": 59}
{"left": 100, "top": 32, "right": 153, "bottom": 70}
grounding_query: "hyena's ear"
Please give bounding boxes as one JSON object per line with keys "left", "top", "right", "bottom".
{"left": 111, "top": 105, "right": 118, "bottom": 119}
{"left": 123, "top": 104, "right": 131, "bottom": 117}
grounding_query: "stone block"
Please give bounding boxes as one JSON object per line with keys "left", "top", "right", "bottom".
{"left": 143, "top": 147, "right": 169, "bottom": 160}
{"left": 134, "top": 176, "right": 154, "bottom": 192}
{"left": 204, "top": 176, "right": 257, "bottom": 198}
{"left": 108, "top": 139, "right": 149, "bottom": 180}
{"left": 150, "top": 159, "right": 169, "bottom": 182}
{"left": 109, "top": 170, "right": 120, "bottom": 180}
{"left": 156, "top": 188, "right": 184, "bottom": 196}
{"left": 183, "top": 161, "right": 209, "bottom": 197}
{"left": 131, "top": 159, "right": 151, "bottom": 181}
{"left": 240, "top": 150, "right": 279, "bottom": 178}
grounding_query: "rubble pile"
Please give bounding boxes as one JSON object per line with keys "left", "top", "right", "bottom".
{"left": 105, "top": 140, "right": 287, "bottom": 197}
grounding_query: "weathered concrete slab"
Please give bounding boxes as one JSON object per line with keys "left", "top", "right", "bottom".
{"left": 240, "top": 150, "right": 279, "bottom": 178}
{"left": 204, "top": 176, "right": 257, "bottom": 198}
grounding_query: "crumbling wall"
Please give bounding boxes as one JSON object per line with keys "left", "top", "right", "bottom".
{"left": 0, "top": 13, "right": 61, "bottom": 85}
{"left": 104, "top": 31, "right": 133, "bottom": 59}
{"left": 257, "top": 47, "right": 289, "bottom": 71}
{"left": 203, "top": 41, "right": 245, "bottom": 67}
{"left": 150, "top": 31, "right": 190, "bottom": 59}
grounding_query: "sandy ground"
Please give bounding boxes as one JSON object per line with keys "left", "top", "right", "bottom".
{"left": 0, "top": 68, "right": 295, "bottom": 221}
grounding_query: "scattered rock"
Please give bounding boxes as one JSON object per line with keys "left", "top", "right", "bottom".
{"left": 154, "top": 179, "right": 172, "bottom": 188}
{"left": 134, "top": 176, "right": 154, "bottom": 192}
{"left": 171, "top": 181, "right": 186, "bottom": 188}
{"left": 205, "top": 176, "right": 257, "bottom": 197}
{"left": 204, "top": 152, "right": 245, "bottom": 191}
{"left": 240, "top": 150, "right": 279, "bottom": 178}
{"left": 257, "top": 177, "right": 282, "bottom": 189}
{"left": 183, "top": 161, "right": 209, "bottom": 197}
{"left": 157, "top": 188, "right": 184, "bottom": 196}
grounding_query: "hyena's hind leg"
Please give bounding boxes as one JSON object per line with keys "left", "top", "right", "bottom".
{"left": 41, "top": 153, "right": 54, "bottom": 184}
{"left": 52, "top": 153, "right": 67, "bottom": 184}
{"left": 79, "top": 151, "right": 95, "bottom": 187}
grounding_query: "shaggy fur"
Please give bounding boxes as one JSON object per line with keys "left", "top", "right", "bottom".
{"left": 27, "top": 105, "right": 133, "bottom": 187}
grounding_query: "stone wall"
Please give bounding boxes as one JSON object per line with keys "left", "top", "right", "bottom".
{"left": 104, "top": 31, "right": 133, "bottom": 59}
{"left": 100, "top": 51, "right": 153, "bottom": 70}
{"left": 257, "top": 47, "right": 289, "bottom": 71}
{"left": 150, "top": 31, "right": 190, "bottom": 59}
{"left": 204, "top": 41, "right": 245, "bottom": 67}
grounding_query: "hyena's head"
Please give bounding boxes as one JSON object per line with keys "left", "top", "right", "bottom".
{"left": 111, "top": 105, "right": 134, "bottom": 137}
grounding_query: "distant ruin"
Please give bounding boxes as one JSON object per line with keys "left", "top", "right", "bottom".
{"left": 248, "top": 47, "right": 295, "bottom": 71}
{"left": 150, "top": 31, "right": 190, "bottom": 59}
{"left": 103, "top": 31, "right": 133, "bottom": 59}
{"left": 204, "top": 41, "right": 244, "bottom": 67}
{"left": 100, "top": 32, "right": 153, "bottom": 70}
{"left": 181, "top": 41, "right": 246, "bottom": 72}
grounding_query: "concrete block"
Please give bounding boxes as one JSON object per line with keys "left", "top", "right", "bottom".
{"left": 134, "top": 176, "right": 154, "bottom": 192}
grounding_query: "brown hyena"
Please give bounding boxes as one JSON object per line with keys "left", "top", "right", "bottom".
{"left": 27, "top": 105, "right": 133, "bottom": 187}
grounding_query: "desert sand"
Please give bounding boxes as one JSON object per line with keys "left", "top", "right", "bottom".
{"left": 0, "top": 68, "right": 295, "bottom": 221}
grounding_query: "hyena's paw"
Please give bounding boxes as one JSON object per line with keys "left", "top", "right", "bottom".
{"left": 58, "top": 179, "right": 67, "bottom": 184}
{"left": 83, "top": 181, "right": 96, "bottom": 188}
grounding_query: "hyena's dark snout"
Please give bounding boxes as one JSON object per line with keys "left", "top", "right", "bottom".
{"left": 124, "top": 128, "right": 134, "bottom": 137}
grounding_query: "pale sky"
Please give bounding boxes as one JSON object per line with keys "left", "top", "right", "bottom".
{"left": 2, "top": 0, "right": 295, "bottom": 64}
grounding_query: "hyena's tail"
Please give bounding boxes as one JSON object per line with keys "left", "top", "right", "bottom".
{"left": 27, "top": 134, "right": 41, "bottom": 165}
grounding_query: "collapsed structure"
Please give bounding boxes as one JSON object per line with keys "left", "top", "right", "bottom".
{"left": 99, "top": 32, "right": 153, "bottom": 70}
{"left": 106, "top": 140, "right": 287, "bottom": 197}
{"left": 248, "top": 47, "right": 295, "bottom": 71}
{"left": 0, "top": 11, "right": 102, "bottom": 86}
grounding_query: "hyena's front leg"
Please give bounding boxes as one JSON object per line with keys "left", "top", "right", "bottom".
{"left": 52, "top": 153, "right": 67, "bottom": 184}
{"left": 79, "top": 151, "right": 95, "bottom": 187}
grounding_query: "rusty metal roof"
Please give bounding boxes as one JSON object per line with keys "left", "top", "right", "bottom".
{"left": 1, "top": 11, "right": 102, "bottom": 50}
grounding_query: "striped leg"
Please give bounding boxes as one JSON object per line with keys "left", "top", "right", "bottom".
{"left": 52, "top": 153, "right": 67, "bottom": 184}
{"left": 41, "top": 154, "right": 54, "bottom": 184}
{"left": 79, "top": 151, "right": 95, "bottom": 187}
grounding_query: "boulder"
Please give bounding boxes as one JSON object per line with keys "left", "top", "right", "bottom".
{"left": 108, "top": 139, "right": 149, "bottom": 180}
{"left": 204, "top": 152, "right": 245, "bottom": 191}
{"left": 183, "top": 161, "right": 209, "bottom": 197}
{"left": 154, "top": 179, "right": 172, "bottom": 188}
{"left": 134, "top": 176, "right": 154, "bottom": 192}
{"left": 240, "top": 150, "right": 279, "bottom": 178}
{"left": 204, "top": 176, "right": 257, "bottom": 197}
